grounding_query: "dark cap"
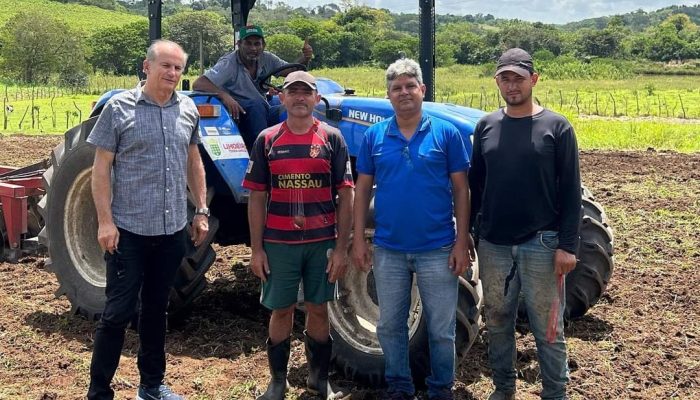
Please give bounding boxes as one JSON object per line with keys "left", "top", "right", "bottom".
{"left": 495, "top": 48, "right": 534, "bottom": 77}
{"left": 283, "top": 71, "right": 317, "bottom": 90}
{"left": 239, "top": 25, "right": 264, "bottom": 40}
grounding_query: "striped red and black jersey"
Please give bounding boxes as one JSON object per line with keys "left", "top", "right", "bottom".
{"left": 242, "top": 118, "right": 354, "bottom": 244}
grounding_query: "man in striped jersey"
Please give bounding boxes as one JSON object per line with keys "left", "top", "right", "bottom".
{"left": 242, "top": 71, "right": 354, "bottom": 400}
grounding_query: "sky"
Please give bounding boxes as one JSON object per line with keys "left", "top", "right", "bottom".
{"left": 282, "top": 0, "right": 700, "bottom": 24}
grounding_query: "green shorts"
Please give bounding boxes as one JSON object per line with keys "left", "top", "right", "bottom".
{"left": 261, "top": 239, "right": 338, "bottom": 310}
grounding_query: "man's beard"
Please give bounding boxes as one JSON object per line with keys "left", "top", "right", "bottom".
{"left": 503, "top": 91, "right": 531, "bottom": 107}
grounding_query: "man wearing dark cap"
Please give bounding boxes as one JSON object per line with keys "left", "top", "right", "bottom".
{"left": 243, "top": 71, "right": 353, "bottom": 400}
{"left": 193, "top": 25, "right": 313, "bottom": 148}
{"left": 469, "top": 48, "right": 581, "bottom": 400}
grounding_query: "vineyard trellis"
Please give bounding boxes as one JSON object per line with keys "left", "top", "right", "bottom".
{"left": 2, "top": 76, "right": 139, "bottom": 133}
{"left": 432, "top": 87, "right": 700, "bottom": 120}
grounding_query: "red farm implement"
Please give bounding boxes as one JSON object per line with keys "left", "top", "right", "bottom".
{"left": 0, "top": 160, "right": 47, "bottom": 262}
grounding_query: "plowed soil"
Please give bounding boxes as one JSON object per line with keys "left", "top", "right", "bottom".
{"left": 0, "top": 135, "right": 698, "bottom": 399}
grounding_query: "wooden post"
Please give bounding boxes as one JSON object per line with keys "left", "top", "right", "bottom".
{"left": 3, "top": 86, "right": 8, "bottom": 130}
{"left": 595, "top": 92, "right": 599, "bottom": 115}
{"left": 18, "top": 105, "right": 29, "bottom": 130}
{"left": 73, "top": 101, "right": 82, "bottom": 122}
{"left": 50, "top": 91, "right": 57, "bottom": 128}
{"left": 609, "top": 92, "right": 616, "bottom": 116}
{"left": 678, "top": 93, "right": 686, "bottom": 119}
{"left": 31, "top": 87, "right": 35, "bottom": 129}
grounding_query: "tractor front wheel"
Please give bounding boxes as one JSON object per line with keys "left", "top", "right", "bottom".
{"left": 329, "top": 231, "right": 483, "bottom": 386}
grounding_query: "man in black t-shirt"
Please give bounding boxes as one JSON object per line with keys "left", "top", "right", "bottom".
{"left": 469, "top": 48, "right": 581, "bottom": 400}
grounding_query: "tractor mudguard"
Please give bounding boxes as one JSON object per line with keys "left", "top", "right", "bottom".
{"left": 190, "top": 94, "right": 251, "bottom": 203}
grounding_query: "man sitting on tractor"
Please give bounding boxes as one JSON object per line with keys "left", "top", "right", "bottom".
{"left": 193, "top": 24, "right": 313, "bottom": 149}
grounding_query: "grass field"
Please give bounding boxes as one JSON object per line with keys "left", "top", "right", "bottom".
{"left": 2, "top": 68, "right": 699, "bottom": 152}
{"left": 0, "top": 0, "right": 143, "bottom": 34}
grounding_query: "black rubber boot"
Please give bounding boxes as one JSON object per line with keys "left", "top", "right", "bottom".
{"left": 256, "top": 337, "right": 291, "bottom": 400}
{"left": 304, "top": 332, "right": 351, "bottom": 399}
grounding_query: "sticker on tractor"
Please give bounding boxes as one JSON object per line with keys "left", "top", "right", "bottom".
{"left": 203, "top": 126, "right": 219, "bottom": 136}
{"left": 204, "top": 136, "right": 249, "bottom": 160}
{"left": 205, "top": 137, "right": 222, "bottom": 157}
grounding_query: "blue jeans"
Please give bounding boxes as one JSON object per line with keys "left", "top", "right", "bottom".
{"left": 238, "top": 98, "right": 279, "bottom": 149}
{"left": 373, "top": 245, "right": 458, "bottom": 398}
{"left": 479, "top": 231, "right": 569, "bottom": 400}
{"left": 87, "top": 228, "right": 187, "bottom": 400}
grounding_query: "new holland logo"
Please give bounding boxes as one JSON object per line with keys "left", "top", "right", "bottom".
{"left": 309, "top": 144, "right": 321, "bottom": 158}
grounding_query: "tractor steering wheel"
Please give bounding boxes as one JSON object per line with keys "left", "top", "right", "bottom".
{"left": 256, "top": 63, "right": 308, "bottom": 93}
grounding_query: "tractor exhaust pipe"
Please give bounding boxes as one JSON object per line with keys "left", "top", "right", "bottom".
{"left": 419, "top": 0, "right": 435, "bottom": 102}
{"left": 148, "top": 0, "right": 163, "bottom": 43}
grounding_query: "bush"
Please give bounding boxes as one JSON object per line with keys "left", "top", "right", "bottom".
{"left": 58, "top": 70, "right": 90, "bottom": 88}
{"left": 265, "top": 33, "right": 304, "bottom": 64}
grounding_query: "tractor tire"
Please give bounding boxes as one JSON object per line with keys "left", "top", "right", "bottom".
{"left": 517, "top": 186, "right": 614, "bottom": 321}
{"left": 328, "top": 230, "right": 483, "bottom": 387}
{"left": 38, "top": 117, "right": 217, "bottom": 321}
{"left": 566, "top": 187, "right": 614, "bottom": 320}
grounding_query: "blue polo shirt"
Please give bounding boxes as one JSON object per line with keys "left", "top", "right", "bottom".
{"left": 356, "top": 114, "right": 470, "bottom": 252}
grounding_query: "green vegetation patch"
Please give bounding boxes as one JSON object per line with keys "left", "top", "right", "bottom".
{"left": 571, "top": 116, "right": 700, "bottom": 153}
{"left": 0, "top": 0, "right": 143, "bottom": 34}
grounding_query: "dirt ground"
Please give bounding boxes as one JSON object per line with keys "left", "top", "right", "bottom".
{"left": 0, "top": 135, "right": 698, "bottom": 400}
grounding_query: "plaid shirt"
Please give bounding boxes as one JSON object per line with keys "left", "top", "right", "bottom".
{"left": 87, "top": 82, "right": 200, "bottom": 236}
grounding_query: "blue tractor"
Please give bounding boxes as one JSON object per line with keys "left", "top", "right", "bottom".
{"left": 38, "top": 0, "right": 613, "bottom": 386}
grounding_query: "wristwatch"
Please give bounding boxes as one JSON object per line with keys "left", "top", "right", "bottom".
{"left": 194, "top": 207, "right": 210, "bottom": 217}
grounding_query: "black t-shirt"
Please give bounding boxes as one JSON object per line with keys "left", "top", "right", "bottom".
{"left": 468, "top": 108, "right": 581, "bottom": 254}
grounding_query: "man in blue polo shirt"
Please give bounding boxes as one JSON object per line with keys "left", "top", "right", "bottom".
{"left": 193, "top": 25, "right": 313, "bottom": 148}
{"left": 351, "top": 58, "right": 473, "bottom": 400}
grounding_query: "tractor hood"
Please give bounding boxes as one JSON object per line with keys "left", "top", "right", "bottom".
{"left": 313, "top": 83, "right": 486, "bottom": 158}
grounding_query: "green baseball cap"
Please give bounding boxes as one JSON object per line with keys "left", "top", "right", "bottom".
{"left": 239, "top": 25, "right": 264, "bottom": 40}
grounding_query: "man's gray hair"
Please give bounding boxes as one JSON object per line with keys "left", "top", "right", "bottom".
{"left": 146, "top": 39, "right": 189, "bottom": 64}
{"left": 385, "top": 58, "right": 423, "bottom": 89}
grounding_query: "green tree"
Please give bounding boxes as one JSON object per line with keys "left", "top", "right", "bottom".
{"left": 371, "top": 37, "right": 418, "bottom": 68}
{"left": 435, "top": 43, "right": 457, "bottom": 67}
{"left": 0, "top": 10, "right": 85, "bottom": 83}
{"left": 333, "top": 6, "right": 392, "bottom": 30}
{"left": 310, "top": 24, "right": 343, "bottom": 67}
{"left": 165, "top": 11, "right": 233, "bottom": 71}
{"left": 490, "top": 21, "right": 563, "bottom": 56}
{"left": 575, "top": 27, "right": 625, "bottom": 58}
{"left": 330, "top": 7, "right": 394, "bottom": 66}
{"left": 645, "top": 25, "right": 690, "bottom": 61}
{"left": 436, "top": 22, "right": 492, "bottom": 65}
{"left": 266, "top": 33, "right": 304, "bottom": 63}
{"left": 287, "top": 17, "right": 322, "bottom": 40}
{"left": 644, "top": 14, "right": 699, "bottom": 61}
{"left": 87, "top": 20, "right": 149, "bottom": 75}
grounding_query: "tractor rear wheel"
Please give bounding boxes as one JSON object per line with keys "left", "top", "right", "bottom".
{"left": 566, "top": 188, "right": 614, "bottom": 319}
{"left": 329, "top": 231, "right": 482, "bottom": 386}
{"left": 38, "top": 117, "right": 217, "bottom": 321}
{"left": 517, "top": 186, "right": 614, "bottom": 321}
